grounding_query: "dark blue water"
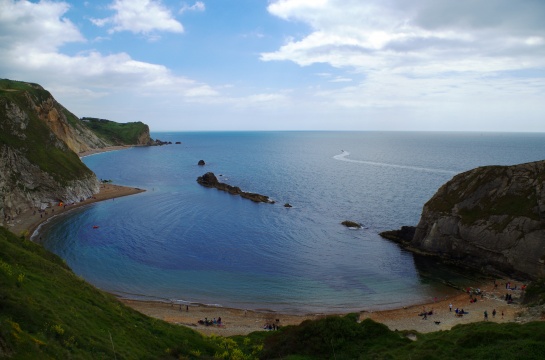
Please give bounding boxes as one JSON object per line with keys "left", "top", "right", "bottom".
{"left": 37, "top": 132, "right": 545, "bottom": 313}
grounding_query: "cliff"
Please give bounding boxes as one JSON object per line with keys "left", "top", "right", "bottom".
{"left": 0, "top": 80, "right": 101, "bottom": 224}
{"left": 384, "top": 160, "right": 545, "bottom": 279}
{"left": 0, "top": 79, "right": 152, "bottom": 227}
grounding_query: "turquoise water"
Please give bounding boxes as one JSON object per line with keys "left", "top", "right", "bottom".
{"left": 38, "top": 132, "right": 545, "bottom": 313}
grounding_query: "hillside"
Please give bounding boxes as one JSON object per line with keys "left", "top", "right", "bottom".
{"left": 81, "top": 117, "right": 151, "bottom": 146}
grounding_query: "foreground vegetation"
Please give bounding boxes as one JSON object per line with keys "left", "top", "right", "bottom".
{"left": 261, "top": 315, "right": 545, "bottom": 359}
{"left": 1, "top": 225, "right": 545, "bottom": 359}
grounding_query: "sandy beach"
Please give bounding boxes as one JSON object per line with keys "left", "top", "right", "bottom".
{"left": 119, "top": 279, "right": 527, "bottom": 337}
{"left": 4, "top": 145, "right": 533, "bottom": 338}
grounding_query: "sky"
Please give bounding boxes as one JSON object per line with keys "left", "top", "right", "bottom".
{"left": 1, "top": 0, "right": 544, "bottom": 131}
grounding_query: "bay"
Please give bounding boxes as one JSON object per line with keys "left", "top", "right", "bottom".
{"left": 39, "top": 131, "right": 545, "bottom": 313}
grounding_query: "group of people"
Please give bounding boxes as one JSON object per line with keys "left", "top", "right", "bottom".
{"left": 263, "top": 320, "right": 281, "bottom": 330}
{"left": 419, "top": 308, "right": 434, "bottom": 319}
{"left": 454, "top": 307, "right": 466, "bottom": 317}
{"left": 505, "top": 282, "right": 525, "bottom": 291}
{"left": 483, "top": 309, "right": 499, "bottom": 321}
{"left": 198, "top": 317, "right": 222, "bottom": 326}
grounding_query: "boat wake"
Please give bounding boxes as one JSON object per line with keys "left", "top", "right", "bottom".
{"left": 333, "top": 151, "right": 458, "bottom": 175}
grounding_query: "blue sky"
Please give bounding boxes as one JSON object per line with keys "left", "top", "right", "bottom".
{"left": 1, "top": 0, "right": 545, "bottom": 131}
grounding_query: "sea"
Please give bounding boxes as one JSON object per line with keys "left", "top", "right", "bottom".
{"left": 36, "top": 131, "right": 545, "bottom": 314}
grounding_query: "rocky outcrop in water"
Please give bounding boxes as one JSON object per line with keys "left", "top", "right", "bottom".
{"left": 341, "top": 220, "right": 361, "bottom": 228}
{"left": 197, "top": 172, "right": 274, "bottom": 204}
{"left": 381, "top": 161, "right": 545, "bottom": 279}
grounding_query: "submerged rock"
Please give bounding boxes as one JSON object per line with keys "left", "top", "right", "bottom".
{"left": 198, "top": 159, "right": 205, "bottom": 166}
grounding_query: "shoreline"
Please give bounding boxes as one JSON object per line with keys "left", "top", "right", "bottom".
{"left": 78, "top": 145, "right": 134, "bottom": 158}
{"left": 9, "top": 184, "right": 145, "bottom": 239}
{"left": 119, "top": 278, "right": 528, "bottom": 336}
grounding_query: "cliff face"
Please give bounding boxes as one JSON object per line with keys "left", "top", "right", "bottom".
{"left": 410, "top": 161, "right": 545, "bottom": 279}
{"left": 0, "top": 80, "right": 101, "bottom": 224}
{"left": 35, "top": 97, "right": 110, "bottom": 153}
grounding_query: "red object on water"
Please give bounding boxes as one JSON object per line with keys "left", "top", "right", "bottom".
{"left": 92, "top": 225, "right": 99, "bottom": 229}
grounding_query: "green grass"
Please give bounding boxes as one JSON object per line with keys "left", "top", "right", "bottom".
{"left": 387, "top": 321, "right": 545, "bottom": 360}
{"left": 82, "top": 117, "right": 149, "bottom": 145}
{"left": 261, "top": 314, "right": 411, "bottom": 359}
{"left": 425, "top": 165, "right": 541, "bottom": 227}
{"left": 261, "top": 312, "right": 545, "bottom": 360}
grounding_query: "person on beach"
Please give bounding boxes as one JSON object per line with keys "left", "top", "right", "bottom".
{"left": 484, "top": 310, "right": 488, "bottom": 321}
{"left": 492, "top": 309, "right": 496, "bottom": 318}
{"left": 449, "top": 303, "right": 452, "bottom": 312}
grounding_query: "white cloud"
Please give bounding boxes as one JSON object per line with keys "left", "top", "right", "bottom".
{"left": 263, "top": 0, "right": 545, "bottom": 75}
{"left": 92, "top": 0, "right": 184, "bottom": 35}
{"left": 179, "top": 1, "right": 205, "bottom": 14}
{"left": 0, "top": 0, "right": 84, "bottom": 52}
{"left": 259, "top": 0, "right": 545, "bottom": 131}
{"left": 0, "top": 0, "right": 215, "bottom": 105}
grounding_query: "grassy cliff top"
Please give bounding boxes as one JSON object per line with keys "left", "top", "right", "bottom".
{"left": 424, "top": 162, "right": 544, "bottom": 225}
{"left": 82, "top": 117, "right": 149, "bottom": 145}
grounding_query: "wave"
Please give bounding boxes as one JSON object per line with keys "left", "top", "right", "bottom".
{"left": 333, "top": 151, "right": 458, "bottom": 175}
